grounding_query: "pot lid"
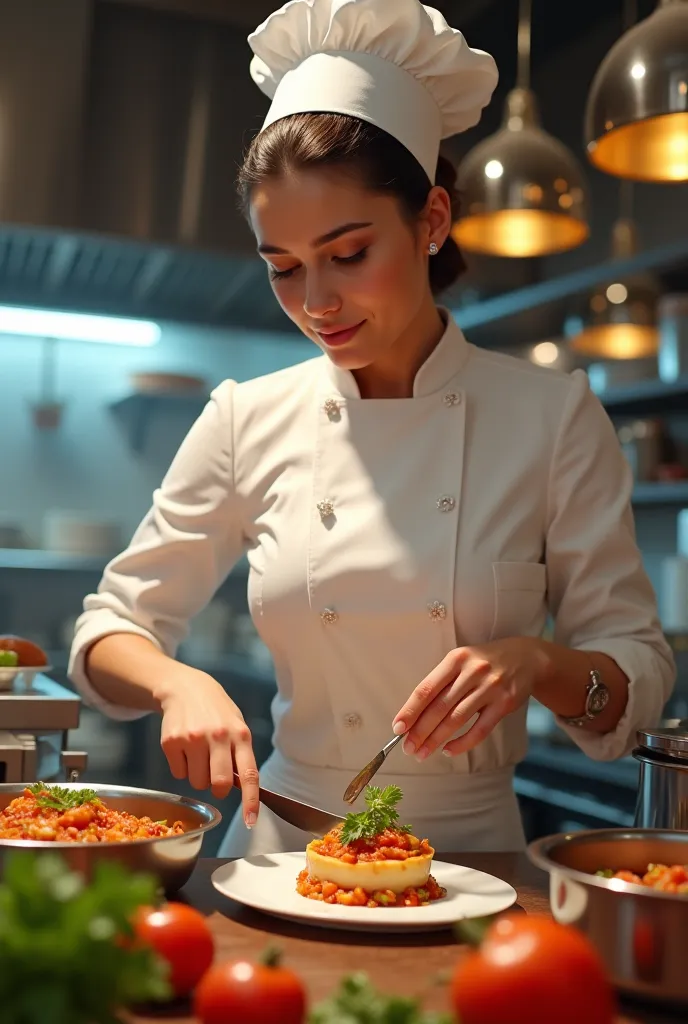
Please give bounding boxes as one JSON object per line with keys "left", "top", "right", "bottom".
{"left": 637, "top": 727, "right": 688, "bottom": 758}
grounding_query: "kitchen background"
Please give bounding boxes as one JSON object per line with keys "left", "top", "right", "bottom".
{"left": 1, "top": 0, "right": 687, "bottom": 852}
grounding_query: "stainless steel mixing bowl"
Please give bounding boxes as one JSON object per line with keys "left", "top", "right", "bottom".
{"left": 528, "top": 828, "right": 688, "bottom": 1005}
{"left": 0, "top": 782, "right": 222, "bottom": 894}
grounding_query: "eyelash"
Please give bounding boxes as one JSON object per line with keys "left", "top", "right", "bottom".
{"left": 269, "top": 247, "right": 368, "bottom": 281}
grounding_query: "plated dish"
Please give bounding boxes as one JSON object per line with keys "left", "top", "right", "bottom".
{"left": 212, "top": 784, "right": 516, "bottom": 931}
{"left": 297, "top": 785, "right": 446, "bottom": 908}
{"left": 0, "top": 783, "right": 185, "bottom": 843}
{"left": 0, "top": 634, "right": 50, "bottom": 689}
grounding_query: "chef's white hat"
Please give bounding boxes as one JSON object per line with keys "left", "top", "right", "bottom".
{"left": 248, "top": 0, "right": 499, "bottom": 183}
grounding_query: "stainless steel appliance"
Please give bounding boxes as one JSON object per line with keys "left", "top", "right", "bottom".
{"left": 633, "top": 727, "right": 688, "bottom": 830}
{"left": 528, "top": 828, "right": 688, "bottom": 1004}
{"left": 0, "top": 782, "right": 221, "bottom": 894}
{"left": 0, "top": 673, "right": 88, "bottom": 784}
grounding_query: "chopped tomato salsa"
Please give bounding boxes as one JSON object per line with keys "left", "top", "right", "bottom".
{"left": 296, "top": 869, "right": 446, "bottom": 907}
{"left": 597, "top": 863, "right": 688, "bottom": 893}
{"left": 312, "top": 827, "right": 432, "bottom": 863}
{"left": 0, "top": 788, "right": 185, "bottom": 843}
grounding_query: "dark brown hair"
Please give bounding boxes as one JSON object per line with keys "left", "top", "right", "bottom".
{"left": 237, "top": 112, "right": 466, "bottom": 296}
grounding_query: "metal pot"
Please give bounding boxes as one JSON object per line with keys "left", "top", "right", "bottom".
{"left": 0, "top": 782, "right": 222, "bottom": 894}
{"left": 528, "top": 828, "right": 688, "bottom": 1005}
{"left": 633, "top": 728, "right": 688, "bottom": 830}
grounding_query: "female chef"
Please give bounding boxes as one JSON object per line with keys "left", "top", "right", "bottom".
{"left": 69, "top": 0, "right": 675, "bottom": 856}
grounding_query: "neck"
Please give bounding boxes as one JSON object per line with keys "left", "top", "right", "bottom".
{"left": 353, "top": 300, "right": 446, "bottom": 399}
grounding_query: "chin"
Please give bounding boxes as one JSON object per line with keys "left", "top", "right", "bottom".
{"left": 323, "top": 347, "right": 375, "bottom": 371}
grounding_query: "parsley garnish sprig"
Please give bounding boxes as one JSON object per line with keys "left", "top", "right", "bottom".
{"left": 0, "top": 851, "right": 170, "bottom": 1023}
{"left": 339, "top": 785, "right": 411, "bottom": 845}
{"left": 26, "top": 782, "right": 101, "bottom": 812}
{"left": 309, "top": 972, "right": 453, "bottom": 1024}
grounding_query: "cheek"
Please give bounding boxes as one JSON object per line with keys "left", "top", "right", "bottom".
{"left": 355, "top": 247, "right": 420, "bottom": 307}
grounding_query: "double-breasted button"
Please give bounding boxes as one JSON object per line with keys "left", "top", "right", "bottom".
{"left": 437, "top": 495, "right": 456, "bottom": 513}
{"left": 443, "top": 392, "right": 461, "bottom": 407}
{"left": 317, "top": 499, "right": 335, "bottom": 520}
{"left": 321, "top": 608, "right": 339, "bottom": 625}
{"left": 428, "top": 601, "right": 447, "bottom": 621}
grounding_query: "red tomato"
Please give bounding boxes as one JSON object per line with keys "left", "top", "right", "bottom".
{"left": 133, "top": 902, "right": 214, "bottom": 997}
{"left": 451, "top": 913, "right": 616, "bottom": 1024}
{"left": 193, "top": 953, "right": 306, "bottom": 1024}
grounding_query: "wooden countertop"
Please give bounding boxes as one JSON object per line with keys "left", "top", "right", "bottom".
{"left": 127, "top": 853, "right": 684, "bottom": 1024}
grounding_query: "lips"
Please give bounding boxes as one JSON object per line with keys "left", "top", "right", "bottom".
{"left": 315, "top": 321, "right": 365, "bottom": 346}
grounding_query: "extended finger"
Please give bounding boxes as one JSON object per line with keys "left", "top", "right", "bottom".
{"left": 208, "top": 724, "right": 237, "bottom": 800}
{"left": 441, "top": 700, "right": 507, "bottom": 758}
{"left": 414, "top": 685, "right": 490, "bottom": 759}
{"left": 233, "top": 723, "right": 261, "bottom": 828}
{"left": 184, "top": 734, "right": 211, "bottom": 791}
{"left": 392, "top": 649, "right": 466, "bottom": 737}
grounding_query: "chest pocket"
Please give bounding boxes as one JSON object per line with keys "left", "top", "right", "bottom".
{"left": 489, "top": 561, "right": 548, "bottom": 641}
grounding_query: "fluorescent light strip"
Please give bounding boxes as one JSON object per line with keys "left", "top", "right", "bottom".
{"left": 0, "top": 305, "right": 161, "bottom": 346}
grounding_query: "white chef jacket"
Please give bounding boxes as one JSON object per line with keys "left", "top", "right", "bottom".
{"left": 69, "top": 311, "right": 676, "bottom": 855}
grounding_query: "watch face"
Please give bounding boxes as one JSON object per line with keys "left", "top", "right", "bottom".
{"left": 589, "top": 683, "right": 610, "bottom": 715}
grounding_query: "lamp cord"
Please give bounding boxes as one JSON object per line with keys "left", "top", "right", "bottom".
{"left": 517, "top": 0, "right": 532, "bottom": 90}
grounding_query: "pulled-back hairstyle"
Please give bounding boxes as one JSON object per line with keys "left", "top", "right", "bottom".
{"left": 237, "top": 112, "right": 466, "bottom": 296}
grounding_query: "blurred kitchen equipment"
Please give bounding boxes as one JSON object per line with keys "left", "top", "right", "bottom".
{"left": 129, "top": 372, "right": 208, "bottom": 395}
{"left": 0, "top": 519, "right": 29, "bottom": 549}
{"left": 617, "top": 418, "right": 664, "bottom": 481}
{"left": 181, "top": 600, "right": 233, "bottom": 662}
{"left": 679, "top": 509, "right": 688, "bottom": 556}
{"left": 633, "top": 727, "right": 688, "bottom": 830}
{"left": 43, "top": 511, "right": 121, "bottom": 557}
{"left": 658, "top": 294, "right": 688, "bottom": 382}
{"left": 0, "top": 673, "right": 87, "bottom": 784}
{"left": 231, "top": 771, "right": 344, "bottom": 838}
{"left": 587, "top": 357, "right": 658, "bottom": 394}
{"left": 0, "top": 782, "right": 221, "bottom": 894}
{"left": 660, "top": 554, "right": 688, "bottom": 632}
{"left": 528, "top": 827, "right": 688, "bottom": 1004}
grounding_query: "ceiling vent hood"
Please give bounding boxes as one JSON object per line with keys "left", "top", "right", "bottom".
{"left": 0, "top": 0, "right": 291, "bottom": 330}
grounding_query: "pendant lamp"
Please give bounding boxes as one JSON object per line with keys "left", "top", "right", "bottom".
{"left": 568, "top": 182, "right": 660, "bottom": 359}
{"left": 585, "top": 0, "right": 688, "bottom": 182}
{"left": 452, "top": 0, "right": 589, "bottom": 257}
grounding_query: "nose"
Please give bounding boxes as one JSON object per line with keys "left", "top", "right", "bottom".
{"left": 303, "top": 270, "right": 341, "bottom": 320}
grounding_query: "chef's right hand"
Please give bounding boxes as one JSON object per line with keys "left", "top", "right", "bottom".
{"left": 158, "top": 670, "right": 260, "bottom": 828}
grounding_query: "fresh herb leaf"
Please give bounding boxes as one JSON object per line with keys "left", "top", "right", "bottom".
{"left": 0, "top": 850, "right": 171, "bottom": 1024}
{"left": 26, "top": 782, "right": 101, "bottom": 812}
{"left": 308, "top": 972, "right": 453, "bottom": 1024}
{"left": 339, "top": 786, "right": 412, "bottom": 845}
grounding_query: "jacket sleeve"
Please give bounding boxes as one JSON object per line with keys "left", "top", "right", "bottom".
{"left": 545, "top": 369, "right": 676, "bottom": 760}
{"left": 68, "top": 380, "right": 245, "bottom": 720}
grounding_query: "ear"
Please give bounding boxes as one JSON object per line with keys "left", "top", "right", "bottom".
{"left": 418, "top": 185, "right": 452, "bottom": 252}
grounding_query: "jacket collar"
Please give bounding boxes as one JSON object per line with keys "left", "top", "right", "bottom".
{"left": 322, "top": 308, "right": 470, "bottom": 399}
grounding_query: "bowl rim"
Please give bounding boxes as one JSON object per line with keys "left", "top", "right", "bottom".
{"left": 0, "top": 780, "right": 222, "bottom": 850}
{"left": 527, "top": 827, "right": 688, "bottom": 903}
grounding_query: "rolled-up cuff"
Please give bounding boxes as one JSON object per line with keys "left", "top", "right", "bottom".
{"left": 555, "top": 639, "right": 674, "bottom": 761}
{"left": 68, "top": 614, "right": 163, "bottom": 721}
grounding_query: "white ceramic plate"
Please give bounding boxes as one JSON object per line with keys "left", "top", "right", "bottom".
{"left": 0, "top": 666, "right": 52, "bottom": 692}
{"left": 211, "top": 852, "right": 517, "bottom": 933}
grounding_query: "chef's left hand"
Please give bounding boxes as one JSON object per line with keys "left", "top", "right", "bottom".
{"left": 392, "top": 637, "right": 549, "bottom": 759}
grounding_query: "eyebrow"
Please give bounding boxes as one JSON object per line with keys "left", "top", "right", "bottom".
{"left": 257, "top": 221, "right": 373, "bottom": 255}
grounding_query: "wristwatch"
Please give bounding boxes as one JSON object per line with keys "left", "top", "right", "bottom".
{"left": 561, "top": 669, "right": 610, "bottom": 728}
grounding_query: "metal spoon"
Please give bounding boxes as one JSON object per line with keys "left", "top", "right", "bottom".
{"left": 342, "top": 734, "right": 404, "bottom": 805}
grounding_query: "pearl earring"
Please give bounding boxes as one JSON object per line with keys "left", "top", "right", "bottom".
{"left": 428, "top": 242, "right": 439, "bottom": 255}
